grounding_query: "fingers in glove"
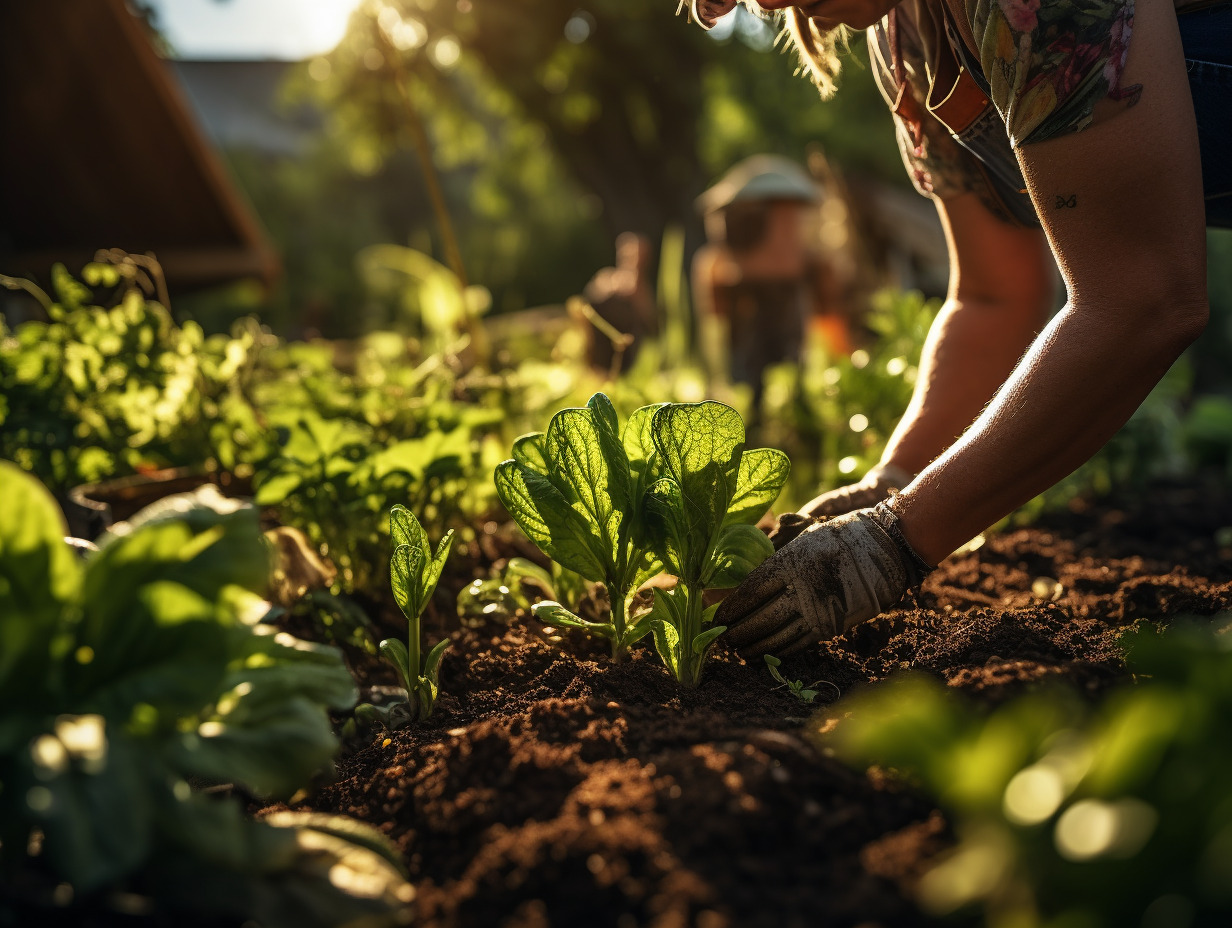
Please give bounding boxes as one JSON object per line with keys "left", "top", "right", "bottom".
{"left": 722, "top": 591, "right": 802, "bottom": 650}
{"left": 715, "top": 561, "right": 789, "bottom": 627}
{"left": 768, "top": 512, "right": 815, "bottom": 551}
{"left": 738, "top": 617, "right": 816, "bottom": 659}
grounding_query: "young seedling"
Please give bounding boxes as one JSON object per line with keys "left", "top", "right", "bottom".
{"left": 764, "top": 655, "right": 823, "bottom": 704}
{"left": 643, "top": 401, "right": 790, "bottom": 688}
{"left": 494, "top": 393, "right": 665, "bottom": 659}
{"left": 356, "top": 505, "right": 453, "bottom": 729}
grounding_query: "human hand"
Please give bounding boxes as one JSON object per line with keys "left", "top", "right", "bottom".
{"left": 799, "top": 462, "right": 914, "bottom": 520}
{"left": 718, "top": 503, "right": 930, "bottom": 657}
{"left": 681, "top": 0, "right": 738, "bottom": 29}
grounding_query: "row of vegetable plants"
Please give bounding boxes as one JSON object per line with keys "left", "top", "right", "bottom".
{"left": 6, "top": 255, "right": 1232, "bottom": 925}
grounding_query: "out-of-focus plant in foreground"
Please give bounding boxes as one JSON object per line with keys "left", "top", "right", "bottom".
{"left": 824, "top": 617, "right": 1232, "bottom": 928}
{"left": 0, "top": 462, "right": 412, "bottom": 926}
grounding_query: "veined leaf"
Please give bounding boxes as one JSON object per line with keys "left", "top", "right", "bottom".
{"left": 494, "top": 460, "right": 607, "bottom": 581}
{"left": 707, "top": 522, "right": 775, "bottom": 589}
{"left": 724, "top": 448, "right": 790, "bottom": 526}
{"left": 644, "top": 477, "right": 687, "bottom": 578}
{"left": 622, "top": 403, "right": 665, "bottom": 476}
{"left": 533, "top": 600, "right": 617, "bottom": 639}
{"left": 511, "top": 431, "right": 549, "bottom": 473}
{"left": 650, "top": 402, "right": 744, "bottom": 581}
{"left": 544, "top": 396, "right": 629, "bottom": 558}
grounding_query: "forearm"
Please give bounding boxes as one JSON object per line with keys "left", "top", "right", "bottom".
{"left": 881, "top": 293, "right": 1049, "bottom": 475}
{"left": 892, "top": 296, "right": 1207, "bottom": 565}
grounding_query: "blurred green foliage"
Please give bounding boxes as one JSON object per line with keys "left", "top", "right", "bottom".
{"left": 180, "top": 0, "right": 902, "bottom": 335}
{"left": 0, "top": 264, "right": 268, "bottom": 493}
{"left": 826, "top": 616, "right": 1232, "bottom": 928}
{"left": 0, "top": 463, "right": 412, "bottom": 925}
{"left": 760, "top": 289, "right": 937, "bottom": 508}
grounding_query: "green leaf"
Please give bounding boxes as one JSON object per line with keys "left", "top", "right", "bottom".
{"left": 422, "top": 637, "right": 450, "bottom": 686}
{"left": 724, "top": 448, "right": 790, "bottom": 526}
{"left": 650, "top": 402, "right": 744, "bottom": 581}
{"left": 378, "top": 638, "right": 413, "bottom": 692}
{"left": 390, "top": 543, "right": 418, "bottom": 621}
{"left": 390, "top": 505, "right": 429, "bottom": 564}
{"left": 511, "top": 431, "right": 549, "bottom": 473}
{"left": 231, "top": 628, "right": 358, "bottom": 712}
{"left": 544, "top": 396, "right": 629, "bottom": 558}
{"left": 644, "top": 477, "right": 688, "bottom": 578}
{"left": 254, "top": 471, "right": 303, "bottom": 507}
{"left": 173, "top": 694, "right": 338, "bottom": 799}
{"left": 29, "top": 725, "right": 152, "bottom": 892}
{"left": 260, "top": 810, "right": 408, "bottom": 875}
{"left": 423, "top": 529, "right": 455, "bottom": 612}
{"left": 532, "top": 601, "right": 617, "bottom": 639}
{"left": 692, "top": 625, "right": 726, "bottom": 656}
{"left": 708, "top": 522, "right": 775, "bottom": 588}
{"left": 649, "top": 619, "right": 680, "bottom": 678}
{"left": 622, "top": 616, "right": 656, "bottom": 648}
{"left": 622, "top": 403, "right": 666, "bottom": 475}
{"left": 70, "top": 580, "right": 231, "bottom": 719}
{"left": 503, "top": 557, "right": 556, "bottom": 600}
{"left": 0, "top": 461, "right": 80, "bottom": 699}
{"left": 494, "top": 460, "right": 607, "bottom": 581}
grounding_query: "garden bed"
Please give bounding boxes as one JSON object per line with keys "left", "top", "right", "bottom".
{"left": 270, "top": 480, "right": 1232, "bottom": 928}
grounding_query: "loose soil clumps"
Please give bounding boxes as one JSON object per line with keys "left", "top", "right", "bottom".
{"left": 280, "top": 483, "right": 1232, "bottom": 928}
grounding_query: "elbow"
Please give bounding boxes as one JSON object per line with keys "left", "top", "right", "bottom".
{"left": 1091, "top": 274, "right": 1209, "bottom": 357}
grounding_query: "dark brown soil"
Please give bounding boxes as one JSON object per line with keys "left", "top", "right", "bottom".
{"left": 276, "top": 482, "right": 1232, "bottom": 928}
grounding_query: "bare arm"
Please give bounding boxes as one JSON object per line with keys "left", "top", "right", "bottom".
{"left": 880, "top": 192, "right": 1057, "bottom": 475}
{"left": 890, "top": 0, "right": 1208, "bottom": 564}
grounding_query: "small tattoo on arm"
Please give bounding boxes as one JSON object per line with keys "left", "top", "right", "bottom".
{"left": 1054, "top": 194, "right": 1078, "bottom": 209}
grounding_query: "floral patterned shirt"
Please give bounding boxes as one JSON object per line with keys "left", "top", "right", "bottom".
{"left": 869, "top": 0, "right": 1145, "bottom": 221}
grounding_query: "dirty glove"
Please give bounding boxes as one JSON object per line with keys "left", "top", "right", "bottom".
{"left": 799, "top": 463, "right": 914, "bottom": 521}
{"left": 718, "top": 502, "right": 932, "bottom": 657}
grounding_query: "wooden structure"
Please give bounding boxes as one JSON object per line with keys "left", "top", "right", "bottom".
{"left": 0, "top": 0, "right": 279, "bottom": 291}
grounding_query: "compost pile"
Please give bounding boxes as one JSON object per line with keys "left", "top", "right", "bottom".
{"left": 282, "top": 482, "right": 1232, "bottom": 928}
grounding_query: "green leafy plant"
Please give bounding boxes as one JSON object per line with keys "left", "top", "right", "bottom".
{"left": 0, "top": 461, "right": 412, "bottom": 925}
{"left": 825, "top": 618, "right": 1232, "bottom": 928}
{"left": 641, "top": 401, "right": 789, "bottom": 687}
{"left": 0, "top": 265, "right": 266, "bottom": 492}
{"left": 494, "top": 393, "right": 666, "bottom": 659}
{"left": 764, "top": 654, "right": 828, "bottom": 704}
{"left": 356, "top": 505, "right": 453, "bottom": 728}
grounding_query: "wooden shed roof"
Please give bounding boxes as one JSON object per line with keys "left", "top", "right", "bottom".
{"left": 0, "top": 0, "right": 279, "bottom": 292}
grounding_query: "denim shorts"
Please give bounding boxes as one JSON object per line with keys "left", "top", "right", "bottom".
{"left": 1180, "top": 2, "right": 1232, "bottom": 228}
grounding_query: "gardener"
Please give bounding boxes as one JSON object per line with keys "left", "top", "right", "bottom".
{"left": 678, "top": 0, "right": 1232, "bottom": 656}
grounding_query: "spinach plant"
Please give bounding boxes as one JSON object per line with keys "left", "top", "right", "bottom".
{"left": 642, "top": 401, "right": 789, "bottom": 687}
{"left": 493, "top": 393, "right": 665, "bottom": 659}
{"left": 356, "top": 505, "right": 453, "bottom": 727}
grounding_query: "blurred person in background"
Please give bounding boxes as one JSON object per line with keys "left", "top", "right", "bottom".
{"left": 693, "top": 155, "right": 852, "bottom": 408}
{"left": 675, "top": 0, "right": 1232, "bottom": 656}
{"left": 583, "top": 232, "right": 660, "bottom": 374}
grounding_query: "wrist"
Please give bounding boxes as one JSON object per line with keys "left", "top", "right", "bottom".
{"left": 869, "top": 501, "right": 934, "bottom": 590}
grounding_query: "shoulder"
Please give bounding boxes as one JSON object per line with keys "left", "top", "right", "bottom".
{"left": 955, "top": 0, "right": 1140, "bottom": 145}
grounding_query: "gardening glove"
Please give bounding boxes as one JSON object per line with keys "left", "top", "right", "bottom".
{"left": 718, "top": 502, "right": 933, "bottom": 658}
{"left": 799, "top": 462, "right": 915, "bottom": 521}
